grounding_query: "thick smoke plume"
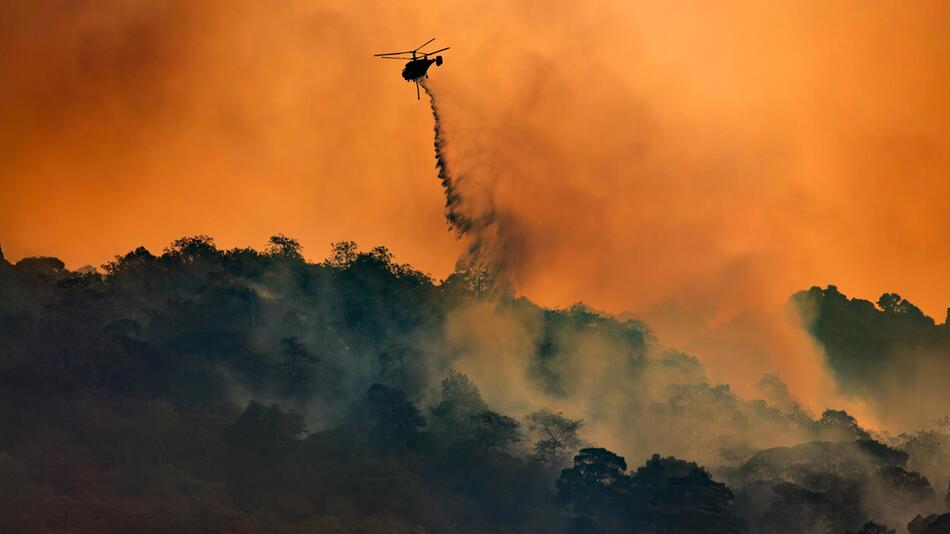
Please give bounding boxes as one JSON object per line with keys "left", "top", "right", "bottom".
{"left": 419, "top": 70, "right": 873, "bottom": 426}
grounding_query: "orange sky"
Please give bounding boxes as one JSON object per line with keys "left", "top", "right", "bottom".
{"left": 2, "top": 0, "right": 948, "bottom": 330}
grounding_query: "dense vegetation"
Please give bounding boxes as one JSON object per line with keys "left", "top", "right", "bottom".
{"left": 791, "top": 285, "right": 950, "bottom": 441}
{"left": 0, "top": 238, "right": 948, "bottom": 533}
{"left": 792, "top": 285, "right": 950, "bottom": 397}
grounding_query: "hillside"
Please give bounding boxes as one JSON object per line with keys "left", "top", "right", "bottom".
{"left": 1, "top": 236, "right": 948, "bottom": 533}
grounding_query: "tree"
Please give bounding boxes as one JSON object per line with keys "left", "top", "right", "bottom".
{"left": 471, "top": 410, "right": 521, "bottom": 452}
{"left": 561, "top": 447, "right": 627, "bottom": 487}
{"left": 557, "top": 447, "right": 629, "bottom": 523}
{"left": 877, "top": 293, "right": 926, "bottom": 319}
{"left": 362, "top": 383, "right": 426, "bottom": 450}
{"left": 429, "top": 373, "right": 519, "bottom": 452}
{"left": 430, "top": 370, "right": 488, "bottom": 435}
{"left": 224, "top": 401, "right": 305, "bottom": 458}
{"left": 817, "top": 409, "right": 871, "bottom": 441}
{"left": 847, "top": 521, "right": 896, "bottom": 534}
{"left": 271, "top": 337, "right": 320, "bottom": 406}
{"left": 326, "top": 241, "right": 358, "bottom": 269}
{"left": 908, "top": 513, "right": 950, "bottom": 534}
{"left": 443, "top": 260, "right": 495, "bottom": 298}
{"left": 526, "top": 409, "right": 583, "bottom": 468}
{"left": 163, "top": 235, "right": 217, "bottom": 259}
{"left": 627, "top": 454, "right": 743, "bottom": 533}
{"left": 103, "top": 246, "right": 156, "bottom": 276}
{"left": 265, "top": 234, "right": 303, "bottom": 261}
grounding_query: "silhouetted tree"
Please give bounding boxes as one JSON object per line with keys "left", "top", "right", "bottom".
{"left": 443, "top": 260, "right": 495, "bottom": 298}
{"left": 848, "top": 520, "right": 896, "bottom": 534}
{"left": 164, "top": 234, "right": 217, "bottom": 259}
{"left": 325, "top": 240, "right": 359, "bottom": 269}
{"left": 272, "top": 337, "right": 320, "bottom": 406}
{"left": 265, "top": 234, "right": 303, "bottom": 260}
{"left": 362, "top": 383, "right": 426, "bottom": 450}
{"left": 908, "top": 513, "right": 950, "bottom": 534}
{"left": 557, "top": 447, "right": 629, "bottom": 524}
{"left": 878, "top": 293, "right": 927, "bottom": 320}
{"left": 818, "top": 409, "right": 871, "bottom": 441}
{"left": 471, "top": 410, "right": 521, "bottom": 452}
{"left": 526, "top": 409, "right": 583, "bottom": 469}
{"left": 430, "top": 370, "right": 488, "bottom": 438}
{"left": 628, "top": 454, "right": 743, "bottom": 533}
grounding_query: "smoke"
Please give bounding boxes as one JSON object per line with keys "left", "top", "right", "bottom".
{"left": 2, "top": 0, "right": 948, "bottom": 451}
{"left": 407, "top": 2, "right": 948, "bottom": 428}
{"left": 440, "top": 297, "right": 825, "bottom": 468}
{"left": 419, "top": 60, "right": 871, "bottom": 426}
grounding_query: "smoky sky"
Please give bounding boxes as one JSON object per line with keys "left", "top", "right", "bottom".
{"left": 2, "top": 0, "right": 949, "bottom": 421}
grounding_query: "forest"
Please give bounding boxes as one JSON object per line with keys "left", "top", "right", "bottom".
{"left": 1, "top": 236, "right": 948, "bottom": 533}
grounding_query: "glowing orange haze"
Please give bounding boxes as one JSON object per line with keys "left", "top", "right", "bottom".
{"left": 2, "top": 1, "right": 948, "bottom": 416}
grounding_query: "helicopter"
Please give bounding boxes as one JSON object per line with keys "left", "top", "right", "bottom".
{"left": 374, "top": 38, "right": 449, "bottom": 100}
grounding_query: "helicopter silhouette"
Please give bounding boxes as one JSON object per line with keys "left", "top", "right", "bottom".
{"left": 374, "top": 38, "right": 449, "bottom": 100}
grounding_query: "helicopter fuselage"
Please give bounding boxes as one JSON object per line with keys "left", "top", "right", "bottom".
{"left": 401, "top": 56, "right": 443, "bottom": 81}
{"left": 374, "top": 39, "right": 448, "bottom": 100}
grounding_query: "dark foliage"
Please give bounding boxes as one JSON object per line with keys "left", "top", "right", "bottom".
{"left": 557, "top": 449, "right": 744, "bottom": 533}
{"left": 847, "top": 520, "right": 897, "bottom": 534}
{"left": 1, "top": 239, "right": 946, "bottom": 532}
{"left": 908, "top": 513, "right": 950, "bottom": 534}
{"left": 728, "top": 439, "right": 938, "bottom": 533}
{"left": 790, "top": 285, "right": 950, "bottom": 399}
{"left": 0, "top": 237, "right": 736, "bottom": 533}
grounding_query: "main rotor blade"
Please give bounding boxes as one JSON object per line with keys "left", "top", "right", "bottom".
{"left": 413, "top": 38, "right": 436, "bottom": 52}
{"left": 374, "top": 50, "right": 414, "bottom": 56}
{"left": 377, "top": 56, "right": 409, "bottom": 60}
{"left": 422, "top": 46, "right": 450, "bottom": 55}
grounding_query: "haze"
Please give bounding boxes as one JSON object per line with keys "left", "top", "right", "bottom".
{"left": 2, "top": 1, "right": 948, "bottom": 410}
